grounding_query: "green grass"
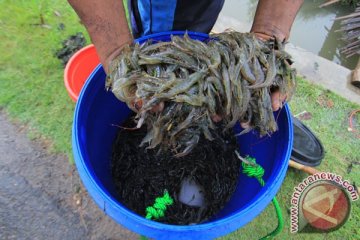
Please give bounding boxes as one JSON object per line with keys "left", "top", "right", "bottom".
{"left": 223, "top": 79, "right": 360, "bottom": 240}
{"left": 0, "top": 1, "right": 359, "bottom": 239}
{"left": 0, "top": 0, "right": 90, "bottom": 162}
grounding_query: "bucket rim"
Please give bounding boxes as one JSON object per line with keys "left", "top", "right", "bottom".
{"left": 73, "top": 64, "right": 293, "bottom": 235}
{"left": 64, "top": 44, "right": 96, "bottom": 102}
{"left": 72, "top": 31, "right": 293, "bottom": 238}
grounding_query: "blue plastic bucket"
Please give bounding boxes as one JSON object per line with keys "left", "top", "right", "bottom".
{"left": 72, "top": 31, "right": 293, "bottom": 240}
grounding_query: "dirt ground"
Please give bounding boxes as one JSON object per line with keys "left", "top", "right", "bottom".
{"left": 0, "top": 111, "right": 137, "bottom": 240}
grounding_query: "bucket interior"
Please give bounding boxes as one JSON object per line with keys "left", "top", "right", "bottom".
{"left": 73, "top": 32, "right": 293, "bottom": 240}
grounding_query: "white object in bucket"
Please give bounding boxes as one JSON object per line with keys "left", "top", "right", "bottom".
{"left": 179, "top": 177, "right": 205, "bottom": 207}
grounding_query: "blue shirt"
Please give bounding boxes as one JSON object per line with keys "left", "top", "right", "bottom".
{"left": 128, "top": 0, "right": 225, "bottom": 37}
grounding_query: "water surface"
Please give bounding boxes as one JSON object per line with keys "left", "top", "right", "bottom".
{"left": 221, "top": 0, "right": 358, "bottom": 69}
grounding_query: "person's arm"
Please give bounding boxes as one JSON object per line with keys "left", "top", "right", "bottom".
{"left": 251, "top": 0, "right": 304, "bottom": 41}
{"left": 250, "top": 0, "right": 303, "bottom": 110}
{"left": 67, "top": 0, "right": 133, "bottom": 73}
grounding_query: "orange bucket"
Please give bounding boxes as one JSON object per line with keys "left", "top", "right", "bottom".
{"left": 64, "top": 44, "right": 100, "bottom": 102}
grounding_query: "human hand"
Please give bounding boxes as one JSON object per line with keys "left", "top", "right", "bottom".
{"left": 247, "top": 0, "right": 305, "bottom": 119}
{"left": 210, "top": 87, "right": 287, "bottom": 127}
{"left": 253, "top": 32, "right": 288, "bottom": 112}
{"left": 131, "top": 33, "right": 288, "bottom": 124}
{"left": 125, "top": 29, "right": 292, "bottom": 132}
{"left": 68, "top": 0, "right": 133, "bottom": 74}
{"left": 134, "top": 89, "right": 286, "bottom": 124}
{"left": 251, "top": 0, "right": 304, "bottom": 43}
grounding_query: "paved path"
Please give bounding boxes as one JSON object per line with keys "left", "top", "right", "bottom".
{"left": 0, "top": 112, "right": 137, "bottom": 240}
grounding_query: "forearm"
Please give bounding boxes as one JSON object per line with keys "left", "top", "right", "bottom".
{"left": 251, "top": 0, "right": 304, "bottom": 41}
{"left": 68, "top": 0, "right": 133, "bottom": 73}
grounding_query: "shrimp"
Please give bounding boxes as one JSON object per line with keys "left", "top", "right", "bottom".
{"left": 108, "top": 31, "right": 297, "bottom": 156}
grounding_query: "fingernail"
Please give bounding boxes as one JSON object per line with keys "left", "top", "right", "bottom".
{"left": 134, "top": 99, "right": 143, "bottom": 111}
{"left": 211, "top": 114, "right": 222, "bottom": 123}
{"left": 272, "top": 101, "right": 280, "bottom": 111}
{"left": 240, "top": 121, "right": 251, "bottom": 129}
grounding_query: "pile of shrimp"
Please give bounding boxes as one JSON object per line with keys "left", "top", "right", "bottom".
{"left": 107, "top": 31, "right": 296, "bottom": 157}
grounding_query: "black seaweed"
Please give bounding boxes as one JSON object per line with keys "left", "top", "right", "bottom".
{"left": 55, "top": 32, "right": 86, "bottom": 66}
{"left": 111, "top": 116, "right": 241, "bottom": 225}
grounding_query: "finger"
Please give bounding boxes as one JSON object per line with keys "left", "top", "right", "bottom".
{"left": 271, "top": 91, "right": 287, "bottom": 111}
{"left": 253, "top": 32, "right": 273, "bottom": 42}
{"left": 150, "top": 102, "right": 164, "bottom": 113}
{"left": 240, "top": 121, "right": 251, "bottom": 129}
{"left": 134, "top": 99, "right": 143, "bottom": 111}
{"left": 129, "top": 99, "right": 142, "bottom": 111}
{"left": 132, "top": 99, "right": 164, "bottom": 113}
{"left": 271, "top": 91, "right": 281, "bottom": 111}
{"left": 211, "top": 114, "right": 222, "bottom": 123}
{"left": 279, "top": 93, "right": 287, "bottom": 102}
